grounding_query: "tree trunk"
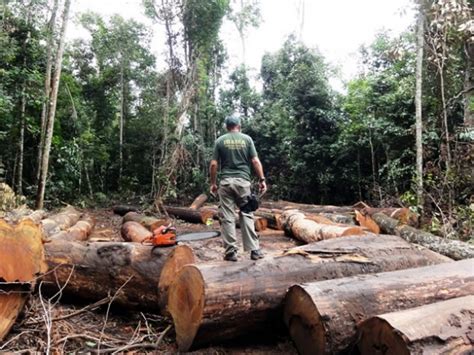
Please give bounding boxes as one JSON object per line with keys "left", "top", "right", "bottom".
{"left": 122, "top": 211, "right": 169, "bottom": 231}
{"left": 260, "top": 201, "right": 354, "bottom": 214}
{"left": 118, "top": 64, "right": 124, "bottom": 185}
{"left": 42, "top": 240, "right": 173, "bottom": 311}
{"left": 167, "top": 234, "right": 450, "bottom": 351}
{"left": 357, "top": 295, "right": 474, "bottom": 355}
{"left": 280, "top": 210, "right": 366, "bottom": 243}
{"left": 372, "top": 212, "right": 474, "bottom": 260}
{"left": 362, "top": 207, "right": 418, "bottom": 226}
{"left": 255, "top": 208, "right": 283, "bottom": 230}
{"left": 464, "top": 41, "right": 474, "bottom": 127}
{"left": 165, "top": 206, "right": 214, "bottom": 224}
{"left": 112, "top": 204, "right": 139, "bottom": 216}
{"left": 415, "top": 9, "right": 424, "bottom": 208}
{"left": 20, "top": 209, "right": 47, "bottom": 224}
{"left": 0, "top": 219, "right": 47, "bottom": 340}
{"left": 189, "top": 193, "right": 208, "bottom": 210}
{"left": 48, "top": 214, "right": 95, "bottom": 242}
{"left": 40, "top": 205, "right": 81, "bottom": 237}
{"left": 36, "top": 0, "right": 58, "bottom": 185}
{"left": 17, "top": 87, "right": 26, "bottom": 195}
{"left": 36, "top": 0, "right": 71, "bottom": 209}
{"left": 283, "top": 259, "right": 473, "bottom": 355}
{"left": 355, "top": 210, "right": 380, "bottom": 234}
{"left": 121, "top": 221, "right": 152, "bottom": 243}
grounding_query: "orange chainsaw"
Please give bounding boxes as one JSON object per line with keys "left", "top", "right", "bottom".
{"left": 142, "top": 224, "right": 220, "bottom": 247}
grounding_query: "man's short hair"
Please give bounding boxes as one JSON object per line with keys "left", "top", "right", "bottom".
{"left": 225, "top": 115, "right": 241, "bottom": 128}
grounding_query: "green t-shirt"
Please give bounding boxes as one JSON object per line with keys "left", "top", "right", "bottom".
{"left": 213, "top": 132, "right": 258, "bottom": 181}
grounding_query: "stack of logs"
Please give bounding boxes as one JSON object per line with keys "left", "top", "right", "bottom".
{"left": 1, "top": 196, "right": 473, "bottom": 354}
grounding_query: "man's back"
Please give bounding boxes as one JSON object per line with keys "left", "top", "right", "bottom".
{"left": 213, "top": 132, "right": 257, "bottom": 181}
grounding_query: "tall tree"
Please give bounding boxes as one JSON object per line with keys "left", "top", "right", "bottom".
{"left": 415, "top": 7, "right": 424, "bottom": 209}
{"left": 36, "top": 0, "right": 71, "bottom": 209}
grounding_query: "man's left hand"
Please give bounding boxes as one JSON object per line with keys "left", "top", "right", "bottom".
{"left": 259, "top": 181, "right": 267, "bottom": 196}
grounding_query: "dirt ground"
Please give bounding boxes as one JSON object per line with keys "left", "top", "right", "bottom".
{"left": 1, "top": 208, "right": 299, "bottom": 354}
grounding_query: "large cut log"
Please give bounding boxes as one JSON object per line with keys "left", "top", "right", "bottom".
{"left": 167, "top": 234, "right": 450, "bottom": 351}
{"left": 280, "top": 210, "right": 365, "bottom": 243}
{"left": 189, "top": 194, "right": 208, "bottom": 210}
{"left": 283, "top": 259, "right": 474, "bottom": 355}
{"left": 261, "top": 201, "right": 354, "bottom": 214}
{"left": 355, "top": 210, "right": 380, "bottom": 234}
{"left": 0, "top": 219, "right": 47, "bottom": 340}
{"left": 20, "top": 209, "right": 47, "bottom": 223}
{"left": 122, "top": 211, "right": 169, "bottom": 232}
{"left": 362, "top": 206, "right": 418, "bottom": 225}
{"left": 48, "top": 214, "right": 95, "bottom": 242}
{"left": 112, "top": 204, "right": 139, "bottom": 216}
{"left": 373, "top": 212, "right": 474, "bottom": 260}
{"left": 165, "top": 206, "right": 214, "bottom": 224}
{"left": 121, "top": 221, "right": 152, "bottom": 243}
{"left": 357, "top": 295, "right": 474, "bottom": 355}
{"left": 40, "top": 206, "right": 81, "bottom": 236}
{"left": 255, "top": 208, "right": 283, "bottom": 230}
{"left": 42, "top": 240, "right": 173, "bottom": 310}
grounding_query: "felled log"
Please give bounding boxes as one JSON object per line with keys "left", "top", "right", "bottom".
{"left": 121, "top": 221, "right": 152, "bottom": 243}
{"left": 20, "top": 209, "right": 47, "bottom": 224}
{"left": 158, "top": 245, "right": 196, "bottom": 311}
{"left": 48, "top": 215, "right": 95, "bottom": 242}
{"left": 318, "top": 212, "right": 355, "bottom": 225}
{"left": 373, "top": 212, "right": 474, "bottom": 260}
{"left": 357, "top": 295, "right": 474, "bottom": 355}
{"left": 164, "top": 206, "right": 214, "bottom": 224}
{"left": 122, "top": 212, "right": 169, "bottom": 231}
{"left": 0, "top": 219, "right": 47, "bottom": 340}
{"left": 112, "top": 204, "right": 139, "bottom": 216}
{"left": 41, "top": 206, "right": 81, "bottom": 236}
{"left": 167, "top": 234, "right": 450, "bottom": 351}
{"left": 235, "top": 216, "right": 268, "bottom": 231}
{"left": 283, "top": 259, "right": 474, "bottom": 355}
{"left": 255, "top": 208, "right": 283, "bottom": 230}
{"left": 362, "top": 206, "right": 418, "bottom": 225}
{"left": 189, "top": 194, "right": 208, "bottom": 210}
{"left": 261, "top": 201, "right": 354, "bottom": 214}
{"left": 355, "top": 210, "right": 380, "bottom": 234}
{"left": 280, "top": 210, "right": 365, "bottom": 243}
{"left": 42, "top": 240, "right": 172, "bottom": 310}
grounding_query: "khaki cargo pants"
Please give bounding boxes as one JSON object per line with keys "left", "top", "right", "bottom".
{"left": 218, "top": 177, "right": 259, "bottom": 255}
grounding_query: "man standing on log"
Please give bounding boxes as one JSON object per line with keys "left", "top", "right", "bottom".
{"left": 209, "top": 115, "right": 267, "bottom": 261}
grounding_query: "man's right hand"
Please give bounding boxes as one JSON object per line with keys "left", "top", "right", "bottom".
{"left": 259, "top": 180, "right": 267, "bottom": 196}
{"left": 210, "top": 183, "right": 218, "bottom": 197}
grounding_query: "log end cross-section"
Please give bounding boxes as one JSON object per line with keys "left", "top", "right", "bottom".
{"left": 0, "top": 219, "right": 47, "bottom": 340}
{"left": 167, "top": 264, "right": 205, "bottom": 351}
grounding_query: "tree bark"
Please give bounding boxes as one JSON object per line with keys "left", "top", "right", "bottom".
{"left": 280, "top": 210, "right": 366, "bottom": 243}
{"left": 167, "top": 234, "right": 450, "bottom": 351}
{"left": 415, "top": 9, "right": 424, "bottom": 208}
{"left": 357, "top": 295, "right": 474, "bottom": 355}
{"left": 0, "top": 219, "right": 47, "bottom": 340}
{"left": 112, "top": 205, "right": 139, "bottom": 216}
{"left": 36, "top": 0, "right": 71, "bottom": 209}
{"left": 464, "top": 41, "right": 474, "bottom": 127}
{"left": 42, "top": 240, "right": 173, "bottom": 311}
{"left": 121, "top": 221, "right": 152, "bottom": 243}
{"left": 122, "top": 211, "right": 169, "bottom": 232}
{"left": 189, "top": 193, "right": 208, "bottom": 210}
{"left": 372, "top": 212, "right": 474, "bottom": 260}
{"left": 118, "top": 64, "right": 124, "bottom": 185}
{"left": 40, "top": 205, "right": 81, "bottom": 237}
{"left": 164, "top": 206, "right": 214, "bottom": 224}
{"left": 36, "top": 0, "right": 58, "bottom": 185}
{"left": 48, "top": 214, "right": 95, "bottom": 242}
{"left": 283, "top": 259, "right": 473, "bottom": 355}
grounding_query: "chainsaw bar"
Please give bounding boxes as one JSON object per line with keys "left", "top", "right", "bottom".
{"left": 176, "top": 231, "right": 221, "bottom": 242}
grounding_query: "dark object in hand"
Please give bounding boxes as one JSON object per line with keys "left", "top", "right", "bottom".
{"left": 240, "top": 194, "right": 259, "bottom": 213}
